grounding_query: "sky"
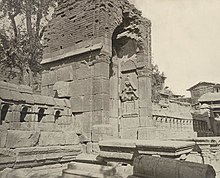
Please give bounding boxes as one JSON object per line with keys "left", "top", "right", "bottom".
{"left": 129, "top": 0, "right": 220, "bottom": 96}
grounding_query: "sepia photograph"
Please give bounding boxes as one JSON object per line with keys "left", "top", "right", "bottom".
{"left": 0, "top": 0, "right": 219, "bottom": 177}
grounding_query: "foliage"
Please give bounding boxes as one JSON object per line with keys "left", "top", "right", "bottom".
{"left": 151, "top": 64, "right": 166, "bottom": 103}
{"left": 0, "top": 0, "right": 57, "bottom": 85}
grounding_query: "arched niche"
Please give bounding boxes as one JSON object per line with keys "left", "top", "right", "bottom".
{"left": 38, "top": 108, "right": 45, "bottom": 122}
{"left": 55, "top": 110, "right": 61, "bottom": 122}
{"left": 20, "top": 106, "right": 29, "bottom": 122}
{"left": 1, "top": 104, "right": 9, "bottom": 125}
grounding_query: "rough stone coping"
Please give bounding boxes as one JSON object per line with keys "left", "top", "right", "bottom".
{"left": 0, "top": 87, "right": 70, "bottom": 108}
{"left": 0, "top": 81, "right": 69, "bottom": 107}
{"left": 171, "top": 137, "right": 220, "bottom": 145}
{"left": 41, "top": 43, "right": 103, "bottom": 64}
{"left": 0, "top": 81, "right": 32, "bottom": 94}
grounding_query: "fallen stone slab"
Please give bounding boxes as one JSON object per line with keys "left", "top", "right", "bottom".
{"left": 133, "top": 155, "right": 216, "bottom": 178}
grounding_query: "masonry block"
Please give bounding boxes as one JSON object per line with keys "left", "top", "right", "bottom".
{"left": 137, "top": 127, "right": 156, "bottom": 140}
{"left": 92, "top": 124, "right": 113, "bottom": 142}
{"left": 120, "top": 128, "right": 138, "bottom": 140}
{"left": 64, "top": 132, "right": 80, "bottom": 145}
{"left": 94, "top": 62, "right": 109, "bottom": 78}
{"left": 48, "top": 70, "right": 57, "bottom": 85}
{"left": 39, "top": 131, "right": 65, "bottom": 146}
{"left": 76, "top": 64, "right": 91, "bottom": 80}
{"left": 92, "top": 110, "right": 109, "bottom": 125}
{"left": 6, "top": 130, "right": 40, "bottom": 148}
{"left": 69, "top": 80, "right": 83, "bottom": 97}
{"left": 70, "top": 96, "right": 83, "bottom": 112}
{"left": 53, "top": 81, "right": 71, "bottom": 98}
{"left": 92, "top": 94, "right": 109, "bottom": 111}
{"left": 0, "top": 131, "right": 7, "bottom": 147}
{"left": 120, "top": 118, "right": 139, "bottom": 129}
{"left": 83, "top": 95, "right": 92, "bottom": 112}
{"left": 109, "top": 117, "right": 119, "bottom": 137}
{"left": 41, "top": 115, "right": 55, "bottom": 123}
{"left": 57, "top": 65, "right": 74, "bottom": 82}
{"left": 92, "top": 78, "right": 109, "bottom": 95}
{"left": 81, "top": 78, "right": 92, "bottom": 96}
{"left": 42, "top": 72, "right": 49, "bottom": 87}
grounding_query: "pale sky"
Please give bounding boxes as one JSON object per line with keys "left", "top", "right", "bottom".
{"left": 130, "top": 0, "right": 220, "bottom": 96}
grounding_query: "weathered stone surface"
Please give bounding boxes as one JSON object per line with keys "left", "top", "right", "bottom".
{"left": 57, "top": 66, "right": 74, "bottom": 82}
{"left": 92, "top": 143, "right": 100, "bottom": 153}
{"left": 0, "top": 131, "right": 7, "bottom": 148}
{"left": 120, "top": 128, "right": 138, "bottom": 140}
{"left": 92, "top": 94, "right": 110, "bottom": 111}
{"left": 92, "top": 125, "right": 113, "bottom": 135}
{"left": 92, "top": 79, "right": 109, "bottom": 95}
{"left": 92, "top": 125, "right": 113, "bottom": 142}
{"left": 133, "top": 155, "right": 216, "bottom": 178}
{"left": 53, "top": 81, "right": 71, "bottom": 98}
{"left": 70, "top": 96, "right": 83, "bottom": 112}
{"left": 6, "top": 130, "right": 40, "bottom": 148}
{"left": 76, "top": 64, "right": 91, "bottom": 80}
{"left": 120, "top": 118, "right": 139, "bottom": 129}
{"left": 64, "top": 132, "right": 80, "bottom": 145}
{"left": 92, "top": 110, "right": 109, "bottom": 125}
{"left": 94, "top": 62, "right": 109, "bottom": 78}
{"left": 86, "top": 142, "right": 93, "bottom": 154}
{"left": 137, "top": 127, "right": 156, "bottom": 140}
{"left": 39, "top": 131, "right": 65, "bottom": 146}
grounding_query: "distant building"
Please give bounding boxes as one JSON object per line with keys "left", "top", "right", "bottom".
{"left": 187, "top": 82, "right": 220, "bottom": 105}
{"left": 198, "top": 92, "right": 220, "bottom": 136}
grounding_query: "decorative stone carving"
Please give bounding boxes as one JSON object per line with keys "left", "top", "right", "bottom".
{"left": 120, "top": 75, "right": 138, "bottom": 102}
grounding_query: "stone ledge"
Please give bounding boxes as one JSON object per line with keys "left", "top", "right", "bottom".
{"left": 99, "top": 139, "right": 195, "bottom": 163}
{"left": 42, "top": 43, "right": 103, "bottom": 64}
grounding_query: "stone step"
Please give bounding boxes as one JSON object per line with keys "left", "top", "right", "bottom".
{"left": 62, "top": 162, "right": 133, "bottom": 178}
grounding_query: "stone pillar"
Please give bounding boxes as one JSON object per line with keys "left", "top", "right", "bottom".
{"left": 137, "top": 67, "right": 152, "bottom": 127}
{"left": 109, "top": 58, "right": 120, "bottom": 138}
{"left": 92, "top": 54, "right": 110, "bottom": 125}
{"left": 137, "top": 66, "right": 156, "bottom": 140}
{"left": 91, "top": 54, "right": 113, "bottom": 142}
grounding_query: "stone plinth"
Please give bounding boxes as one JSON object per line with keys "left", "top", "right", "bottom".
{"left": 99, "top": 139, "right": 195, "bottom": 164}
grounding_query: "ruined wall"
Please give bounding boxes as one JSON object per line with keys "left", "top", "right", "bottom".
{"left": 41, "top": 0, "right": 153, "bottom": 141}
{"left": 0, "top": 81, "right": 81, "bottom": 170}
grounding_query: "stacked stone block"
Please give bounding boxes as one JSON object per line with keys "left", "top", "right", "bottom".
{"left": 0, "top": 81, "right": 81, "bottom": 170}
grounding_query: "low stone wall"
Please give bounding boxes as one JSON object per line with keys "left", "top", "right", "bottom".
{"left": 0, "top": 130, "right": 81, "bottom": 170}
{"left": 152, "top": 101, "right": 197, "bottom": 140}
{"left": 0, "top": 81, "right": 83, "bottom": 170}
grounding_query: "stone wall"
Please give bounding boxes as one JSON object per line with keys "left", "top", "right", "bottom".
{"left": 152, "top": 100, "right": 197, "bottom": 139}
{"left": 41, "top": 0, "right": 153, "bottom": 141}
{"left": 0, "top": 81, "right": 81, "bottom": 170}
